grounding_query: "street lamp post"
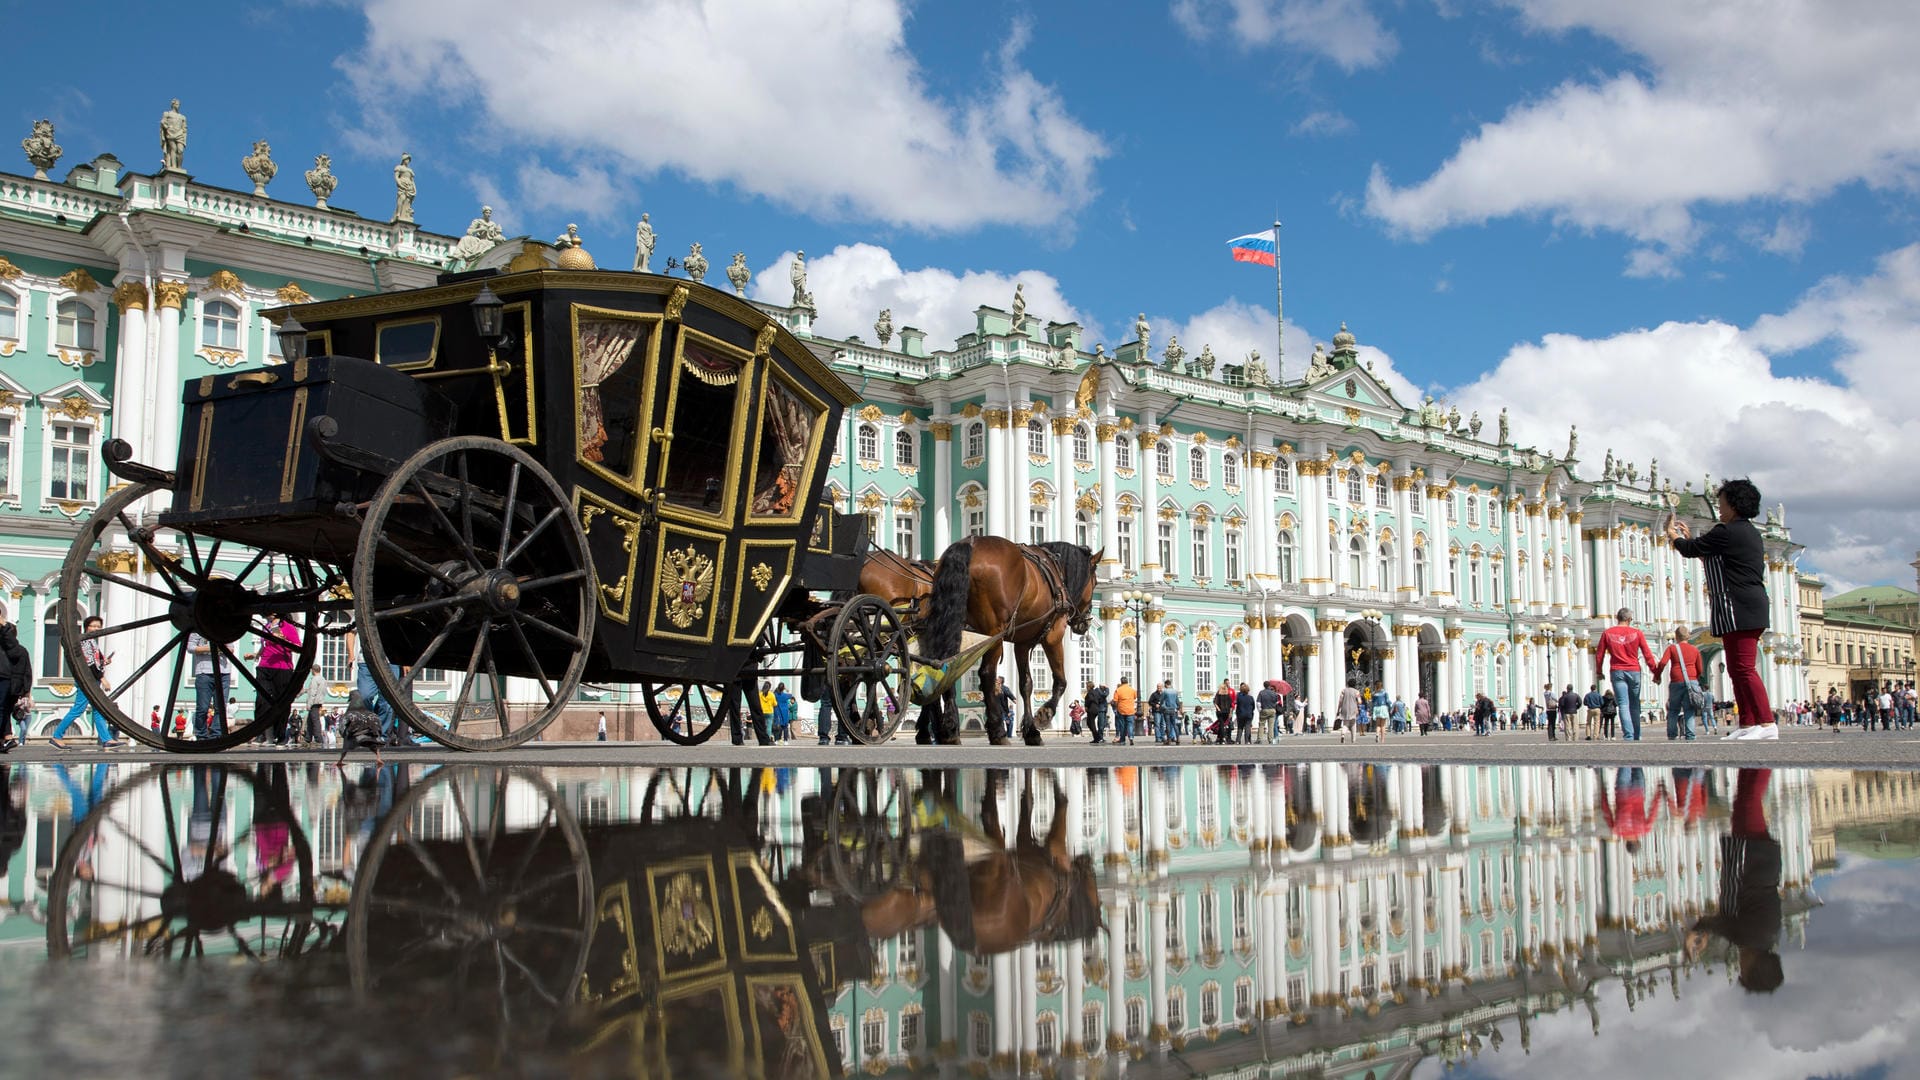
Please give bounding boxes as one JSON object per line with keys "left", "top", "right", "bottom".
{"left": 1120, "top": 589, "right": 1155, "bottom": 737}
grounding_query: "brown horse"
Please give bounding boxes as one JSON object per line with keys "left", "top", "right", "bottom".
{"left": 922, "top": 537, "right": 1098, "bottom": 745}
{"left": 852, "top": 773, "right": 1101, "bottom": 954}
{"left": 855, "top": 549, "right": 961, "bottom": 745}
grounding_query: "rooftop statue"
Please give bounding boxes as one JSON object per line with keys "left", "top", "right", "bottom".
{"left": 633, "top": 213, "right": 655, "bottom": 272}
{"left": 1244, "top": 349, "right": 1268, "bottom": 387}
{"left": 1304, "top": 342, "right": 1333, "bottom": 382}
{"left": 391, "top": 153, "right": 415, "bottom": 223}
{"left": 242, "top": 140, "right": 278, "bottom": 197}
{"left": 684, "top": 242, "right": 708, "bottom": 284}
{"left": 1648, "top": 458, "right": 1658, "bottom": 488}
{"left": 725, "top": 251, "right": 750, "bottom": 296}
{"left": 159, "top": 98, "right": 187, "bottom": 171}
{"left": 305, "top": 153, "right": 338, "bottom": 209}
{"left": 1497, "top": 407, "right": 1510, "bottom": 446}
{"left": 447, "top": 205, "right": 503, "bottom": 265}
{"left": 874, "top": 308, "right": 893, "bottom": 347}
{"left": 1133, "top": 312, "right": 1150, "bottom": 361}
{"left": 1010, "top": 282, "right": 1026, "bottom": 329}
{"left": 21, "top": 119, "right": 61, "bottom": 180}
{"left": 1192, "top": 343, "right": 1217, "bottom": 376}
{"left": 1566, "top": 424, "right": 1579, "bottom": 460}
{"left": 1163, "top": 334, "right": 1185, "bottom": 370}
{"left": 790, "top": 250, "right": 812, "bottom": 309}
{"left": 1604, "top": 448, "right": 1614, "bottom": 478}
{"left": 1468, "top": 410, "right": 1483, "bottom": 438}
{"left": 1418, "top": 395, "right": 1445, "bottom": 428}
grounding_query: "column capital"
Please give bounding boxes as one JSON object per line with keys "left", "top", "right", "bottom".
{"left": 153, "top": 278, "right": 190, "bottom": 310}
{"left": 111, "top": 280, "right": 149, "bottom": 312}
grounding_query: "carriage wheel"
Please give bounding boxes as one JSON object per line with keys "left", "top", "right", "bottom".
{"left": 825, "top": 594, "right": 910, "bottom": 745}
{"left": 353, "top": 437, "right": 595, "bottom": 751}
{"left": 640, "top": 680, "right": 735, "bottom": 745}
{"left": 57, "top": 481, "right": 325, "bottom": 753}
{"left": 348, "top": 768, "right": 592, "bottom": 1035}
{"left": 46, "top": 764, "right": 343, "bottom": 961}
{"left": 826, "top": 768, "right": 916, "bottom": 901}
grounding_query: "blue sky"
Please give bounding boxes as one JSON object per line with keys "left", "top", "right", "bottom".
{"left": 15, "top": 1, "right": 1920, "bottom": 588}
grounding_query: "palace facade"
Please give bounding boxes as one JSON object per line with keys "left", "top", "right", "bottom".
{"left": 0, "top": 118, "right": 1809, "bottom": 731}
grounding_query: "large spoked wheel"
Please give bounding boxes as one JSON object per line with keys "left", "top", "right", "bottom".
{"left": 353, "top": 438, "right": 596, "bottom": 751}
{"left": 826, "top": 594, "right": 911, "bottom": 746}
{"left": 641, "top": 680, "right": 735, "bottom": 745}
{"left": 47, "top": 764, "right": 344, "bottom": 961}
{"left": 826, "top": 768, "right": 917, "bottom": 901}
{"left": 347, "top": 768, "right": 592, "bottom": 1031}
{"left": 58, "top": 481, "right": 326, "bottom": 753}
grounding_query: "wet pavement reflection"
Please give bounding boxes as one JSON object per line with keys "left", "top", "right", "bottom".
{"left": 1, "top": 761, "right": 1916, "bottom": 1078}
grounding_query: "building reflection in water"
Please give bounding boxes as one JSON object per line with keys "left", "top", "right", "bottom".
{"left": 3, "top": 762, "right": 1909, "bottom": 1077}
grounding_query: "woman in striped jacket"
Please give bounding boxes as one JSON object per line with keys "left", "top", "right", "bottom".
{"left": 1667, "top": 478, "right": 1775, "bottom": 741}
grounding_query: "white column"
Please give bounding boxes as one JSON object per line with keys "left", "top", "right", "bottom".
{"left": 1394, "top": 473, "right": 1417, "bottom": 602}
{"left": 1010, "top": 406, "right": 1032, "bottom": 540}
{"left": 1106, "top": 891, "right": 1128, "bottom": 1053}
{"left": 985, "top": 408, "right": 1010, "bottom": 539}
{"left": 1018, "top": 943, "right": 1040, "bottom": 1072}
{"left": 111, "top": 284, "right": 150, "bottom": 459}
{"left": 1428, "top": 479, "right": 1451, "bottom": 603}
{"left": 1569, "top": 510, "right": 1590, "bottom": 617}
{"left": 1548, "top": 504, "right": 1568, "bottom": 613}
{"left": 151, "top": 285, "right": 186, "bottom": 485}
{"left": 1148, "top": 891, "right": 1170, "bottom": 1043}
{"left": 1100, "top": 597, "right": 1122, "bottom": 699}
{"left": 938, "top": 933, "right": 959, "bottom": 1061}
{"left": 1142, "top": 613, "right": 1163, "bottom": 700}
{"left": 1442, "top": 631, "right": 1461, "bottom": 713}
{"left": 1052, "top": 416, "right": 1073, "bottom": 541}
{"left": 932, "top": 423, "right": 953, "bottom": 548}
{"left": 1097, "top": 422, "right": 1120, "bottom": 578}
{"left": 1527, "top": 504, "right": 1549, "bottom": 614}
{"left": 1303, "top": 461, "right": 1329, "bottom": 591}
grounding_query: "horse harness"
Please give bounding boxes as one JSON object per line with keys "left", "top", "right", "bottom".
{"left": 1006, "top": 545, "right": 1077, "bottom": 640}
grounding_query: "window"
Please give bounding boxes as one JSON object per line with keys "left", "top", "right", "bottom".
{"left": 1158, "top": 521, "right": 1175, "bottom": 574}
{"left": 1276, "top": 459, "right": 1293, "bottom": 494}
{"left": 1120, "top": 639, "right": 1136, "bottom": 686}
{"left": 1191, "top": 520, "right": 1209, "bottom": 578}
{"left": 966, "top": 504, "right": 986, "bottom": 537}
{"left": 1161, "top": 641, "right": 1180, "bottom": 692}
{"left": 1167, "top": 990, "right": 1186, "bottom": 1033}
{"left": 201, "top": 299, "right": 241, "bottom": 349}
{"left": 1376, "top": 476, "right": 1390, "bottom": 508}
{"left": 1488, "top": 498, "right": 1500, "bottom": 528}
{"left": 1223, "top": 453, "right": 1238, "bottom": 488}
{"left": 1493, "top": 653, "right": 1507, "bottom": 699}
{"left": 1201, "top": 983, "right": 1221, "bottom": 1026}
{"left": 1081, "top": 1007, "right": 1102, "bottom": 1054}
{"left": 1189, "top": 446, "right": 1207, "bottom": 484}
{"left": 1195, "top": 638, "right": 1215, "bottom": 691}
{"left": 1278, "top": 527, "right": 1298, "bottom": 582}
{"left": 50, "top": 421, "right": 93, "bottom": 502}
{"left": 1037, "top": 1014, "right": 1057, "bottom": 1057}
{"left": 1232, "top": 884, "right": 1251, "bottom": 943}
{"left": 1346, "top": 470, "right": 1362, "bottom": 504}
{"left": 897, "top": 931, "right": 920, "bottom": 971}
{"left": 0, "top": 290, "right": 17, "bottom": 341}
{"left": 1117, "top": 514, "right": 1134, "bottom": 569}
{"left": 1414, "top": 546, "right": 1428, "bottom": 593}
{"left": 1073, "top": 423, "right": 1092, "bottom": 463}
{"left": 1225, "top": 529, "right": 1241, "bottom": 581}
{"left": 1410, "top": 483, "right": 1422, "bottom": 513}
{"left": 894, "top": 428, "right": 916, "bottom": 467}
{"left": 1030, "top": 506, "right": 1049, "bottom": 544}
{"left": 1490, "top": 562, "right": 1503, "bottom": 606}
{"left": 0, "top": 416, "right": 13, "bottom": 498}
{"left": 1325, "top": 469, "right": 1334, "bottom": 498}
{"left": 856, "top": 422, "right": 879, "bottom": 462}
{"left": 1115, "top": 435, "right": 1133, "bottom": 471}
{"left": 1126, "top": 999, "right": 1146, "bottom": 1041}
{"left": 893, "top": 512, "right": 916, "bottom": 558}
{"left": 1378, "top": 542, "right": 1395, "bottom": 591}
{"left": 318, "top": 613, "right": 353, "bottom": 682}
{"left": 1166, "top": 893, "right": 1184, "bottom": 951}
{"left": 1226, "top": 642, "right": 1244, "bottom": 688}
{"left": 1028, "top": 418, "right": 1047, "bottom": 456}
{"left": 862, "top": 1010, "right": 885, "bottom": 1058}
{"left": 1076, "top": 509, "right": 1093, "bottom": 549}
{"left": 56, "top": 300, "right": 96, "bottom": 351}
{"left": 1156, "top": 439, "right": 1173, "bottom": 477}
{"left": 1078, "top": 633, "right": 1095, "bottom": 679}
{"left": 1466, "top": 495, "right": 1480, "bottom": 528}
{"left": 965, "top": 421, "right": 985, "bottom": 460}
{"left": 1448, "top": 493, "right": 1459, "bottom": 523}
{"left": 1469, "top": 556, "right": 1483, "bottom": 606}
{"left": 1348, "top": 535, "right": 1365, "bottom": 586}
{"left": 900, "top": 1009, "right": 922, "bottom": 1051}
{"left": 970, "top": 1014, "right": 991, "bottom": 1060}
{"left": 42, "top": 607, "right": 70, "bottom": 680}
{"left": 1449, "top": 550, "right": 1461, "bottom": 594}
{"left": 1235, "top": 978, "right": 1254, "bottom": 1020}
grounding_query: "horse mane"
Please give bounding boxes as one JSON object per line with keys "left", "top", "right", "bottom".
{"left": 1036, "top": 541, "right": 1095, "bottom": 618}
{"left": 923, "top": 539, "right": 975, "bottom": 659}
{"left": 1042, "top": 854, "right": 1104, "bottom": 945}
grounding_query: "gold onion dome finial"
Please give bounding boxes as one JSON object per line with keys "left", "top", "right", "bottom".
{"left": 555, "top": 223, "right": 595, "bottom": 270}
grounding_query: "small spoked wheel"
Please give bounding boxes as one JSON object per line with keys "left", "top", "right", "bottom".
{"left": 57, "top": 481, "right": 326, "bottom": 752}
{"left": 46, "top": 764, "right": 342, "bottom": 961}
{"left": 348, "top": 768, "right": 592, "bottom": 1035}
{"left": 353, "top": 437, "right": 596, "bottom": 751}
{"left": 826, "top": 768, "right": 916, "bottom": 901}
{"left": 640, "top": 680, "right": 735, "bottom": 745}
{"left": 825, "top": 594, "right": 911, "bottom": 745}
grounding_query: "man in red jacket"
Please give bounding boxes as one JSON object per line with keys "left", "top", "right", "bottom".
{"left": 1654, "top": 626, "right": 1706, "bottom": 741}
{"left": 1595, "top": 608, "right": 1659, "bottom": 741}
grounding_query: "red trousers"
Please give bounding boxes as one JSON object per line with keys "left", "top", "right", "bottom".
{"left": 1733, "top": 768, "right": 1772, "bottom": 839}
{"left": 1721, "top": 627, "right": 1773, "bottom": 728}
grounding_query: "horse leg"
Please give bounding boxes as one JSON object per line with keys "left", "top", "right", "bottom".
{"left": 1015, "top": 645, "right": 1044, "bottom": 746}
{"left": 1029, "top": 622, "right": 1070, "bottom": 746}
{"left": 981, "top": 647, "right": 1007, "bottom": 746}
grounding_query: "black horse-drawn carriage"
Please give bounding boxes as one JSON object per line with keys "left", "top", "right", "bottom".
{"left": 57, "top": 267, "right": 916, "bottom": 751}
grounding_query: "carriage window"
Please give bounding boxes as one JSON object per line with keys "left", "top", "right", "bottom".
{"left": 752, "top": 375, "right": 821, "bottom": 518}
{"left": 575, "top": 315, "right": 652, "bottom": 476}
{"left": 662, "top": 338, "right": 745, "bottom": 513}
{"left": 374, "top": 316, "right": 440, "bottom": 369}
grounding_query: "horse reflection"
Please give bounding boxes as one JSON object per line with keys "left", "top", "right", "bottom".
{"left": 827, "top": 772, "right": 1102, "bottom": 955}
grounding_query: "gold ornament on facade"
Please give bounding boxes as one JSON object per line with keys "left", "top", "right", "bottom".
{"left": 54, "top": 395, "right": 98, "bottom": 421}
{"left": 1051, "top": 415, "right": 1076, "bottom": 435}
{"left": 205, "top": 269, "right": 245, "bottom": 295}
{"left": 275, "top": 282, "right": 313, "bottom": 304}
{"left": 663, "top": 284, "right": 690, "bottom": 320}
{"left": 983, "top": 407, "right": 1009, "bottom": 429}
{"left": 750, "top": 562, "right": 773, "bottom": 591}
{"left": 154, "top": 279, "right": 189, "bottom": 309}
{"left": 857, "top": 404, "right": 884, "bottom": 422}
{"left": 658, "top": 545, "right": 715, "bottom": 628}
{"left": 658, "top": 872, "right": 716, "bottom": 958}
{"left": 1095, "top": 422, "right": 1118, "bottom": 442}
{"left": 111, "top": 280, "right": 149, "bottom": 312}
{"left": 0, "top": 256, "right": 21, "bottom": 280}
{"left": 58, "top": 268, "right": 100, "bottom": 294}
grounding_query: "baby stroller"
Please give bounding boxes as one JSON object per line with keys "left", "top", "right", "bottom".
{"left": 1206, "top": 712, "right": 1234, "bottom": 744}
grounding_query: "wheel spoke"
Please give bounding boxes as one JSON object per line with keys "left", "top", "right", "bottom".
{"left": 446, "top": 630, "right": 489, "bottom": 734}
{"left": 83, "top": 611, "right": 176, "bottom": 640}
{"left": 506, "top": 867, "right": 581, "bottom": 905}
{"left": 233, "top": 545, "right": 270, "bottom": 584}
{"left": 458, "top": 451, "right": 478, "bottom": 558}
{"left": 502, "top": 506, "right": 562, "bottom": 567}
{"left": 161, "top": 639, "right": 186, "bottom": 743}
{"left": 449, "top": 783, "right": 487, "bottom": 888}
{"left": 498, "top": 943, "right": 562, "bottom": 1005}
{"left": 480, "top": 636, "right": 509, "bottom": 738}
{"left": 216, "top": 640, "right": 266, "bottom": 698}
{"left": 375, "top": 593, "right": 471, "bottom": 622}
{"left": 375, "top": 533, "right": 462, "bottom": 588}
{"left": 399, "top": 828, "right": 467, "bottom": 906}
{"left": 408, "top": 474, "right": 485, "bottom": 572}
{"left": 227, "top": 927, "right": 261, "bottom": 962}
{"left": 497, "top": 463, "right": 522, "bottom": 563}
{"left": 82, "top": 566, "right": 181, "bottom": 604}
{"left": 505, "top": 619, "right": 556, "bottom": 703}
{"left": 104, "top": 816, "right": 174, "bottom": 879}
{"left": 159, "top": 773, "right": 184, "bottom": 874}
{"left": 400, "top": 617, "right": 460, "bottom": 696}
{"left": 105, "top": 631, "right": 187, "bottom": 705}
{"left": 370, "top": 895, "right": 461, "bottom": 921}
{"left": 505, "top": 806, "right": 555, "bottom": 895}
{"left": 516, "top": 570, "right": 588, "bottom": 592}
{"left": 516, "top": 612, "right": 585, "bottom": 651}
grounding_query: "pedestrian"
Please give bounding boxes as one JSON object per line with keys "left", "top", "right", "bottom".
{"left": 1256, "top": 681, "right": 1281, "bottom": 742}
{"left": 1159, "top": 680, "right": 1183, "bottom": 745}
{"left": 1068, "top": 698, "right": 1085, "bottom": 736}
{"left": 596, "top": 711, "right": 609, "bottom": 742}
{"left": 1471, "top": 692, "right": 1495, "bottom": 736}
{"left": 1667, "top": 478, "right": 1777, "bottom": 741}
{"left": 0, "top": 605, "right": 24, "bottom": 753}
{"left": 1147, "top": 682, "right": 1167, "bottom": 743}
{"left": 1086, "top": 681, "right": 1109, "bottom": 744}
{"left": 247, "top": 612, "right": 302, "bottom": 747}
{"left": 344, "top": 629, "right": 400, "bottom": 744}
{"left": 1557, "top": 685, "right": 1582, "bottom": 742}
{"left": 1542, "top": 683, "right": 1558, "bottom": 739}
{"left": 50, "top": 616, "right": 122, "bottom": 750}
{"left": 994, "top": 676, "right": 1017, "bottom": 741}
{"left": 1212, "top": 680, "right": 1234, "bottom": 744}
{"left": 1655, "top": 626, "right": 1706, "bottom": 741}
{"left": 172, "top": 710, "right": 188, "bottom": 739}
{"left": 1594, "top": 608, "right": 1659, "bottom": 741}
{"left": 305, "top": 700, "right": 324, "bottom": 746}
{"left": 817, "top": 696, "right": 840, "bottom": 745}
{"left": 1336, "top": 681, "right": 1361, "bottom": 743}
{"left": 1112, "top": 676, "right": 1138, "bottom": 746}
{"left": 1369, "top": 694, "right": 1389, "bottom": 743}
{"left": 1414, "top": 693, "right": 1432, "bottom": 736}
{"left": 773, "top": 684, "right": 796, "bottom": 741}
{"left": 1684, "top": 768, "right": 1784, "bottom": 993}
{"left": 1582, "top": 682, "right": 1606, "bottom": 742}
{"left": 1235, "top": 682, "right": 1256, "bottom": 745}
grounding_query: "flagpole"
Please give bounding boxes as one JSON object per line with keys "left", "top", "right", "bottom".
{"left": 1273, "top": 220, "right": 1284, "bottom": 382}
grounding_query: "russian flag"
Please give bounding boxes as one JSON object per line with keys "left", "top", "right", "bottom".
{"left": 1227, "top": 230, "right": 1277, "bottom": 267}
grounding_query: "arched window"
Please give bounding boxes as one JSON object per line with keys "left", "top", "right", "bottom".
{"left": 965, "top": 421, "right": 985, "bottom": 460}
{"left": 1195, "top": 638, "right": 1215, "bottom": 693}
{"left": 1466, "top": 495, "right": 1480, "bottom": 528}
{"left": 1277, "top": 530, "right": 1296, "bottom": 582}
{"left": 1410, "top": 483, "right": 1423, "bottom": 514}
{"left": 1227, "top": 643, "right": 1245, "bottom": 688}
{"left": 1472, "top": 650, "right": 1488, "bottom": 697}
{"left": 1028, "top": 418, "right": 1047, "bottom": 456}
{"left": 42, "top": 606, "right": 70, "bottom": 680}
{"left": 1120, "top": 639, "right": 1137, "bottom": 684}
{"left": 894, "top": 428, "right": 916, "bottom": 467}
{"left": 201, "top": 299, "right": 240, "bottom": 349}
{"left": 56, "top": 299, "right": 96, "bottom": 351}
{"left": 1222, "top": 453, "right": 1238, "bottom": 488}
{"left": 1117, "top": 514, "right": 1134, "bottom": 569}
{"left": 1449, "top": 549, "right": 1462, "bottom": 595}
{"left": 1156, "top": 439, "right": 1173, "bottom": 477}
{"left": 1275, "top": 460, "right": 1293, "bottom": 494}
{"left": 1375, "top": 476, "right": 1389, "bottom": 508}
{"left": 1161, "top": 641, "right": 1180, "bottom": 693}
{"left": 1078, "top": 632, "right": 1096, "bottom": 678}
{"left": 1076, "top": 509, "right": 1093, "bottom": 549}
{"left": 1224, "top": 528, "right": 1241, "bottom": 581}
{"left": 1488, "top": 498, "right": 1500, "bottom": 528}
{"left": 1490, "top": 561, "right": 1503, "bottom": 606}
{"left": 1073, "top": 424, "right": 1092, "bottom": 463}
{"left": 1191, "top": 520, "right": 1210, "bottom": 578}
{"left": 893, "top": 510, "right": 917, "bottom": 557}
{"left": 856, "top": 422, "right": 879, "bottom": 462}
{"left": 1346, "top": 470, "right": 1363, "bottom": 504}
{"left": 1115, "top": 436, "right": 1133, "bottom": 471}
{"left": 1158, "top": 520, "right": 1176, "bottom": 573}
{"left": 1413, "top": 546, "right": 1428, "bottom": 594}
{"left": 1378, "top": 542, "right": 1395, "bottom": 591}
{"left": 1493, "top": 653, "right": 1508, "bottom": 700}
{"left": 1189, "top": 446, "right": 1207, "bottom": 484}
{"left": 1348, "top": 535, "right": 1365, "bottom": 586}
{"left": 0, "top": 289, "right": 18, "bottom": 342}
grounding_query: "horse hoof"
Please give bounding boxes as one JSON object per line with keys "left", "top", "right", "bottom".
{"left": 1023, "top": 730, "right": 1045, "bottom": 747}
{"left": 938, "top": 736, "right": 963, "bottom": 747}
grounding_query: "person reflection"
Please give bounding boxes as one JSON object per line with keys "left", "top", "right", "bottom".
{"left": 185, "top": 766, "right": 228, "bottom": 881}
{"left": 1686, "top": 768, "right": 1783, "bottom": 992}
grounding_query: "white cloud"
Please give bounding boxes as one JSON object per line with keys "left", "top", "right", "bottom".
{"left": 1448, "top": 244, "right": 1920, "bottom": 586}
{"left": 748, "top": 243, "right": 1095, "bottom": 349}
{"left": 1172, "top": 0, "right": 1397, "bottom": 70}
{"left": 1291, "top": 109, "right": 1355, "bottom": 137}
{"left": 1745, "top": 215, "right": 1812, "bottom": 259}
{"left": 338, "top": 0, "right": 1106, "bottom": 231}
{"left": 1365, "top": 1, "right": 1920, "bottom": 271}
{"left": 511, "top": 161, "right": 624, "bottom": 223}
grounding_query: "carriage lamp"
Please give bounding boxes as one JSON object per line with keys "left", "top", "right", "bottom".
{"left": 276, "top": 316, "right": 308, "bottom": 363}
{"left": 470, "top": 284, "right": 505, "bottom": 343}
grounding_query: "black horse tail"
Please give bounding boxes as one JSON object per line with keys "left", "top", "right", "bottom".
{"left": 923, "top": 539, "right": 974, "bottom": 660}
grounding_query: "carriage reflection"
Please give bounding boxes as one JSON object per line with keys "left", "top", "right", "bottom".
{"left": 14, "top": 762, "right": 1837, "bottom": 1077}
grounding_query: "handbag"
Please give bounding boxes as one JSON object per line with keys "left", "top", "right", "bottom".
{"left": 1677, "top": 647, "right": 1710, "bottom": 713}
